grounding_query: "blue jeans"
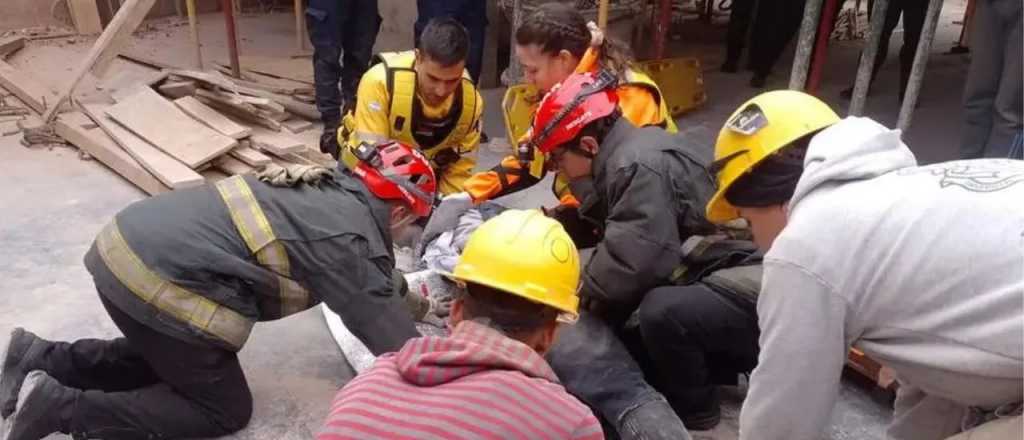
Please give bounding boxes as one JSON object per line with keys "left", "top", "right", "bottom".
{"left": 415, "top": 0, "right": 487, "bottom": 84}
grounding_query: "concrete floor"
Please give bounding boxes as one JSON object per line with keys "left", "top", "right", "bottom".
{"left": 0, "top": 1, "right": 977, "bottom": 437}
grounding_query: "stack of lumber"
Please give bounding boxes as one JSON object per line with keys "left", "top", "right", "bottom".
{"left": 55, "top": 69, "right": 336, "bottom": 195}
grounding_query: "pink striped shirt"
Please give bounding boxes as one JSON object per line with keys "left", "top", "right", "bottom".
{"left": 318, "top": 320, "right": 604, "bottom": 440}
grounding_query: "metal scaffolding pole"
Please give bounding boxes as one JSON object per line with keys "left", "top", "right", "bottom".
{"left": 806, "top": 0, "right": 841, "bottom": 93}
{"left": 897, "top": 0, "right": 943, "bottom": 131}
{"left": 848, "top": 0, "right": 890, "bottom": 116}
{"left": 788, "top": 0, "right": 824, "bottom": 90}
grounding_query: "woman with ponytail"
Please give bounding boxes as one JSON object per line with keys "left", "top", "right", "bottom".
{"left": 462, "top": 2, "right": 677, "bottom": 204}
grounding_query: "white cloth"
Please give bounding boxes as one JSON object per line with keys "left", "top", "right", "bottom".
{"left": 740, "top": 117, "right": 1024, "bottom": 440}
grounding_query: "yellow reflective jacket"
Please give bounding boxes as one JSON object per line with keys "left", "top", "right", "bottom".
{"left": 340, "top": 51, "right": 483, "bottom": 195}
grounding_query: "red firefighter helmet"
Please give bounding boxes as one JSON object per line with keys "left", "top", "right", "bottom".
{"left": 530, "top": 70, "right": 619, "bottom": 155}
{"left": 352, "top": 141, "right": 437, "bottom": 217}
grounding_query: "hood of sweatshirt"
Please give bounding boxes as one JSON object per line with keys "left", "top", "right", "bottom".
{"left": 392, "top": 320, "right": 560, "bottom": 387}
{"left": 789, "top": 117, "right": 917, "bottom": 210}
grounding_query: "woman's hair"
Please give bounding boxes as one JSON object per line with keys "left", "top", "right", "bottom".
{"left": 515, "top": 2, "right": 634, "bottom": 77}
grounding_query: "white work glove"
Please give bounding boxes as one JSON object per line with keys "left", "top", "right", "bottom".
{"left": 417, "top": 192, "right": 475, "bottom": 259}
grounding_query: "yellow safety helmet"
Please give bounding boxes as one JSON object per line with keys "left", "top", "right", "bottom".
{"left": 705, "top": 90, "right": 840, "bottom": 223}
{"left": 449, "top": 209, "right": 581, "bottom": 322}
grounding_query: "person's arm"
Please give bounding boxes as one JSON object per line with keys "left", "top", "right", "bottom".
{"left": 347, "top": 66, "right": 391, "bottom": 148}
{"left": 582, "top": 163, "right": 682, "bottom": 316}
{"left": 463, "top": 154, "right": 545, "bottom": 202}
{"left": 290, "top": 236, "right": 419, "bottom": 355}
{"left": 739, "top": 258, "right": 851, "bottom": 440}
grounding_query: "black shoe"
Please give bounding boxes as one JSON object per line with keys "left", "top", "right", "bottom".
{"left": 0, "top": 328, "right": 46, "bottom": 418}
{"left": 0, "top": 371, "right": 74, "bottom": 440}
{"left": 720, "top": 59, "right": 739, "bottom": 73}
{"left": 750, "top": 74, "right": 767, "bottom": 88}
{"left": 480, "top": 131, "right": 490, "bottom": 144}
{"left": 319, "top": 130, "right": 340, "bottom": 160}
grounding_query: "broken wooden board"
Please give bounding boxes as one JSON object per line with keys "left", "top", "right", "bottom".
{"left": 0, "top": 37, "right": 26, "bottom": 59}
{"left": 69, "top": 0, "right": 104, "bottom": 35}
{"left": 157, "top": 80, "right": 197, "bottom": 99}
{"left": 212, "top": 64, "right": 313, "bottom": 95}
{"left": 170, "top": 69, "right": 319, "bottom": 120}
{"left": 295, "top": 148, "right": 339, "bottom": 168}
{"left": 42, "top": 0, "right": 158, "bottom": 121}
{"left": 82, "top": 103, "right": 204, "bottom": 189}
{"left": 0, "top": 60, "right": 60, "bottom": 114}
{"left": 229, "top": 145, "right": 271, "bottom": 166}
{"left": 282, "top": 119, "right": 313, "bottom": 134}
{"left": 55, "top": 111, "right": 171, "bottom": 195}
{"left": 250, "top": 127, "right": 305, "bottom": 155}
{"left": 105, "top": 87, "right": 237, "bottom": 168}
{"left": 174, "top": 96, "right": 252, "bottom": 139}
{"left": 194, "top": 91, "right": 282, "bottom": 131}
{"left": 214, "top": 155, "right": 255, "bottom": 175}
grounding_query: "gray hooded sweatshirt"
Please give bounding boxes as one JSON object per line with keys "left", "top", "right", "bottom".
{"left": 739, "top": 117, "right": 1024, "bottom": 440}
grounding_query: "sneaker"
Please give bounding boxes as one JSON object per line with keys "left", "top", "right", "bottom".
{"left": 0, "top": 371, "right": 72, "bottom": 440}
{"left": 0, "top": 329, "right": 46, "bottom": 418}
{"left": 681, "top": 395, "right": 722, "bottom": 431}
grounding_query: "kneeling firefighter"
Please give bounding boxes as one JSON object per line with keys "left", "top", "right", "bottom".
{"left": 531, "top": 72, "right": 763, "bottom": 439}
{"left": 0, "top": 142, "right": 437, "bottom": 440}
{"left": 338, "top": 17, "right": 484, "bottom": 196}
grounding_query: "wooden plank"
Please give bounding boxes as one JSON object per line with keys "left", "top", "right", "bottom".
{"left": 0, "top": 37, "right": 26, "bottom": 59}
{"left": 0, "top": 61, "right": 60, "bottom": 114}
{"left": 214, "top": 155, "right": 254, "bottom": 175}
{"left": 80, "top": 103, "right": 204, "bottom": 189}
{"left": 229, "top": 145, "right": 271, "bottom": 166}
{"left": 170, "top": 69, "right": 319, "bottom": 120}
{"left": 230, "top": 55, "right": 314, "bottom": 84}
{"left": 157, "top": 80, "right": 197, "bottom": 99}
{"left": 69, "top": 0, "right": 104, "bottom": 35}
{"left": 194, "top": 92, "right": 282, "bottom": 131}
{"left": 296, "top": 147, "right": 339, "bottom": 168}
{"left": 200, "top": 168, "right": 230, "bottom": 183}
{"left": 174, "top": 96, "right": 251, "bottom": 139}
{"left": 42, "top": 0, "right": 158, "bottom": 121}
{"left": 55, "top": 111, "right": 170, "bottom": 195}
{"left": 282, "top": 119, "right": 312, "bottom": 133}
{"left": 250, "top": 126, "right": 305, "bottom": 155}
{"left": 105, "top": 87, "right": 237, "bottom": 168}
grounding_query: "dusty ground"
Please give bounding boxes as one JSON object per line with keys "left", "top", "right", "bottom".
{"left": 0, "top": 0, "right": 974, "bottom": 437}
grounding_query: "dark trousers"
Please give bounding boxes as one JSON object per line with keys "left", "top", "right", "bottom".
{"left": 748, "top": 0, "right": 807, "bottom": 77}
{"left": 546, "top": 283, "right": 759, "bottom": 434}
{"left": 307, "top": 0, "right": 382, "bottom": 129}
{"left": 638, "top": 285, "right": 759, "bottom": 415}
{"left": 48, "top": 293, "right": 252, "bottom": 439}
{"left": 415, "top": 0, "right": 488, "bottom": 84}
{"left": 860, "top": 0, "right": 928, "bottom": 98}
{"left": 724, "top": 0, "right": 758, "bottom": 66}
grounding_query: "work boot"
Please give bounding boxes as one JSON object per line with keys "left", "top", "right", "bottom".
{"left": 618, "top": 399, "right": 693, "bottom": 440}
{"left": 319, "top": 129, "right": 340, "bottom": 160}
{"left": 0, "top": 328, "right": 48, "bottom": 418}
{"left": 0, "top": 371, "right": 77, "bottom": 440}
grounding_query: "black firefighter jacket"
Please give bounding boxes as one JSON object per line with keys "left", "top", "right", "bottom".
{"left": 570, "top": 119, "right": 718, "bottom": 319}
{"left": 84, "top": 171, "right": 418, "bottom": 354}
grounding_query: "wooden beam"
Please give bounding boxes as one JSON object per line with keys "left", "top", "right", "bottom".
{"left": 250, "top": 126, "right": 305, "bottom": 155}
{"left": 105, "top": 87, "right": 237, "bottom": 168}
{"left": 214, "top": 155, "right": 254, "bottom": 175}
{"left": 0, "top": 61, "right": 59, "bottom": 114}
{"left": 282, "top": 119, "right": 312, "bottom": 134}
{"left": 157, "top": 80, "right": 197, "bottom": 99}
{"left": 0, "top": 37, "right": 26, "bottom": 59}
{"left": 169, "top": 69, "right": 320, "bottom": 120}
{"left": 42, "top": 0, "right": 158, "bottom": 122}
{"left": 81, "top": 102, "right": 204, "bottom": 189}
{"left": 54, "top": 111, "right": 170, "bottom": 195}
{"left": 69, "top": 0, "right": 104, "bottom": 35}
{"left": 174, "top": 95, "right": 251, "bottom": 139}
{"left": 229, "top": 145, "right": 272, "bottom": 166}
{"left": 185, "top": 0, "right": 202, "bottom": 69}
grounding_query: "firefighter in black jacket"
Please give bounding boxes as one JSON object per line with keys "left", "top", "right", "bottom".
{"left": 0, "top": 142, "right": 437, "bottom": 440}
{"left": 530, "top": 72, "right": 762, "bottom": 439}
